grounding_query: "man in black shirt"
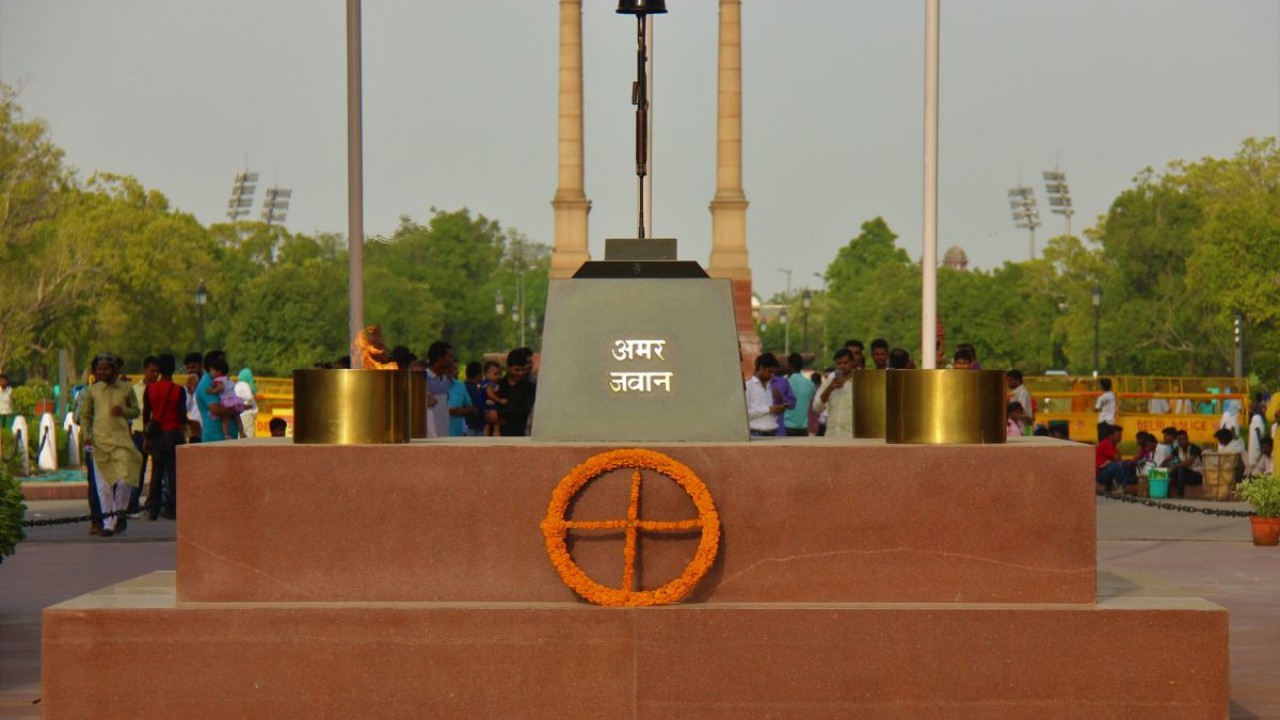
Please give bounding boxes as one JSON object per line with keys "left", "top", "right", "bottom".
{"left": 497, "top": 348, "right": 536, "bottom": 437}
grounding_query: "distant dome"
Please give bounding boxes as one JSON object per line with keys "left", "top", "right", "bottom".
{"left": 943, "top": 245, "right": 968, "bottom": 270}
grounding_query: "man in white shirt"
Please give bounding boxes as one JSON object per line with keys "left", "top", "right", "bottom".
{"left": 1095, "top": 378, "right": 1116, "bottom": 442}
{"left": 745, "top": 353, "right": 784, "bottom": 437}
{"left": 1007, "top": 369, "right": 1033, "bottom": 433}
{"left": 0, "top": 373, "right": 13, "bottom": 431}
{"left": 812, "top": 348, "right": 855, "bottom": 438}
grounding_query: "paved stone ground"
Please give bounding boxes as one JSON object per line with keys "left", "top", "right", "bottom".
{"left": 2, "top": 497, "right": 1277, "bottom": 719}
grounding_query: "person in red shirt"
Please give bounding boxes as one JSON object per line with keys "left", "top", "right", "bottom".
{"left": 142, "top": 354, "right": 187, "bottom": 520}
{"left": 1095, "top": 423, "right": 1129, "bottom": 494}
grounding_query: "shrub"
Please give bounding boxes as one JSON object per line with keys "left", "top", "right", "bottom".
{"left": 1238, "top": 473, "right": 1280, "bottom": 518}
{"left": 10, "top": 380, "right": 52, "bottom": 417}
{"left": 0, "top": 464, "right": 26, "bottom": 563}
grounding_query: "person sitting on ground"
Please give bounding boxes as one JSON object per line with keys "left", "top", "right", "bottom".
{"left": 1095, "top": 423, "right": 1130, "bottom": 494}
{"left": 1213, "top": 427, "right": 1247, "bottom": 484}
{"left": 1166, "top": 430, "right": 1203, "bottom": 498}
{"left": 1006, "top": 401, "right": 1025, "bottom": 438}
{"left": 1214, "top": 427, "right": 1245, "bottom": 454}
{"left": 268, "top": 417, "right": 288, "bottom": 438}
{"left": 1153, "top": 426, "right": 1178, "bottom": 467}
{"left": 1132, "top": 431, "right": 1156, "bottom": 464}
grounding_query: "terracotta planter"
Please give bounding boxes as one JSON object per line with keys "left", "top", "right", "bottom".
{"left": 1250, "top": 516, "right": 1280, "bottom": 547}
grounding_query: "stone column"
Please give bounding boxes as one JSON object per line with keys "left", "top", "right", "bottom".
{"left": 550, "top": 0, "right": 591, "bottom": 279}
{"left": 707, "top": 0, "right": 756, "bottom": 363}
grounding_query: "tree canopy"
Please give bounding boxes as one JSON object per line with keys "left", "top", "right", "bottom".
{"left": 2, "top": 82, "right": 1277, "bottom": 386}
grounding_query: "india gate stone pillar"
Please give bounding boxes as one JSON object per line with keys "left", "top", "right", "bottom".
{"left": 550, "top": 0, "right": 591, "bottom": 279}
{"left": 706, "top": 0, "right": 757, "bottom": 359}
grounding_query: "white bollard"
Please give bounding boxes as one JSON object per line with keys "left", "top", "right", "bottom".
{"left": 38, "top": 412, "right": 58, "bottom": 471}
{"left": 63, "top": 411, "right": 81, "bottom": 469}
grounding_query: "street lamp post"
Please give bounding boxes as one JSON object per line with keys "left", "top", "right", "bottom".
{"left": 494, "top": 290, "right": 505, "bottom": 348}
{"left": 812, "top": 273, "right": 827, "bottom": 358}
{"left": 780, "top": 308, "right": 790, "bottom": 356}
{"left": 1091, "top": 284, "right": 1102, "bottom": 377}
{"left": 195, "top": 280, "right": 209, "bottom": 353}
{"left": 801, "top": 289, "right": 811, "bottom": 353}
{"left": 1233, "top": 313, "right": 1243, "bottom": 379}
{"left": 515, "top": 272, "right": 527, "bottom": 347}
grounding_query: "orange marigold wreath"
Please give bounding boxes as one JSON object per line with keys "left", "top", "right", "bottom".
{"left": 541, "top": 448, "right": 720, "bottom": 607}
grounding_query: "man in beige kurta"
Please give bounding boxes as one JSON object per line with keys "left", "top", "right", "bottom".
{"left": 812, "top": 348, "right": 856, "bottom": 438}
{"left": 79, "top": 354, "right": 142, "bottom": 536}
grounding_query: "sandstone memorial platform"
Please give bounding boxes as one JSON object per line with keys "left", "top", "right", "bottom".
{"left": 41, "top": 437, "right": 1228, "bottom": 719}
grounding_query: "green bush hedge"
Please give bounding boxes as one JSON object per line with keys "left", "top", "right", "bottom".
{"left": 0, "top": 464, "right": 26, "bottom": 563}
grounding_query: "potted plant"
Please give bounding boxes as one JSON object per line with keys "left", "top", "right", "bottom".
{"left": 1237, "top": 472, "right": 1280, "bottom": 546}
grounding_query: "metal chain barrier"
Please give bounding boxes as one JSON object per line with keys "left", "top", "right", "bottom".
{"left": 1100, "top": 491, "right": 1255, "bottom": 518}
{"left": 21, "top": 500, "right": 167, "bottom": 528}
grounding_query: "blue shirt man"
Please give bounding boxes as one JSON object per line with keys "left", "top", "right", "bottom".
{"left": 447, "top": 378, "right": 472, "bottom": 437}
{"left": 784, "top": 354, "right": 815, "bottom": 436}
{"left": 194, "top": 371, "right": 239, "bottom": 442}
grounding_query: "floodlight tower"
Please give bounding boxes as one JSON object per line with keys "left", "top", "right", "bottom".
{"left": 1043, "top": 170, "right": 1074, "bottom": 238}
{"left": 261, "top": 187, "right": 292, "bottom": 226}
{"left": 1007, "top": 186, "right": 1041, "bottom": 260}
{"left": 226, "top": 172, "right": 258, "bottom": 222}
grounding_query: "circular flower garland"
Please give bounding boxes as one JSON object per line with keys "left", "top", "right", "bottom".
{"left": 541, "top": 448, "right": 721, "bottom": 607}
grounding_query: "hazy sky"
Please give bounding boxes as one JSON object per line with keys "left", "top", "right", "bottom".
{"left": 2, "top": 1, "right": 1277, "bottom": 300}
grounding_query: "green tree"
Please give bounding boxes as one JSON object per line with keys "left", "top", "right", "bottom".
{"left": 369, "top": 208, "right": 511, "bottom": 361}
{"left": 0, "top": 85, "right": 82, "bottom": 373}
{"left": 493, "top": 230, "right": 550, "bottom": 353}
{"left": 60, "top": 174, "right": 221, "bottom": 367}
{"left": 822, "top": 217, "right": 921, "bottom": 356}
{"left": 225, "top": 234, "right": 349, "bottom": 375}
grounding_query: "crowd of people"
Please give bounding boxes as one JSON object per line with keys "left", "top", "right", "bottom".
{"left": 66, "top": 339, "right": 541, "bottom": 538}
{"left": 34, "top": 331, "right": 1280, "bottom": 537}
{"left": 66, "top": 349, "right": 278, "bottom": 537}
{"left": 745, "top": 338, "right": 1045, "bottom": 440}
{"left": 353, "top": 338, "right": 538, "bottom": 439}
{"left": 1094, "top": 418, "right": 1277, "bottom": 498}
